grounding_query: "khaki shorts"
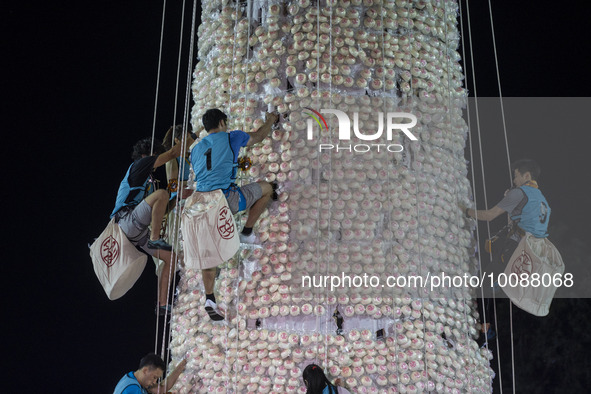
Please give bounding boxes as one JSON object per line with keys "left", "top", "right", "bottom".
{"left": 114, "top": 201, "right": 153, "bottom": 255}
{"left": 224, "top": 182, "right": 263, "bottom": 214}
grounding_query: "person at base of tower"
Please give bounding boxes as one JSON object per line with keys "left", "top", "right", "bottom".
{"left": 113, "top": 353, "right": 186, "bottom": 394}
{"left": 302, "top": 364, "right": 351, "bottom": 394}
{"left": 111, "top": 137, "right": 185, "bottom": 314}
{"left": 190, "top": 108, "right": 279, "bottom": 321}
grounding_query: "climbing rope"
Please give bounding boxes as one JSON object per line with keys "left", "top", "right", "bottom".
{"left": 459, "top": 0, "right": 502, "bottom": 390}
{"left": 486, "top": 0, "right": 516, "bottom": 391}
{"left": 161, "top": 2, "right": 200, "bottom": 392}
{"left": 150, "top": 0, "right": 168, "bottom": 157}
{"left": 153, "top": 0, "right": 168, "bottom": 354}
{"left": 487, "top": 0, "right": 512, "bottom": 187}
{"left": 461, "top": 0, "right": 519, "bottom": 392}
{"left": 158, "top": 0, "right": 187, "bottom": 366}
{"left": 147, "top": 0, "right": 197, "bottom": 381}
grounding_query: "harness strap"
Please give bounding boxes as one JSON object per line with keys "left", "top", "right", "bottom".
{"left": 226, "top": 133, "right": 240, "bottom": 182}
{"left": 222, "top": 184, "right": 246, "bottom": 211}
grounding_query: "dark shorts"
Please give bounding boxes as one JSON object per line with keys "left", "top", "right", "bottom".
{"left": 114, "top": 200, "right": 153, "bottom": 255}
{"left": 224, "top": 182, "right": 263, "bottom": 214}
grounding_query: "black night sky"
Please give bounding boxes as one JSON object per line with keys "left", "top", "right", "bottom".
{"left": 3, "top": 1, "right": 590, "bottom": 393}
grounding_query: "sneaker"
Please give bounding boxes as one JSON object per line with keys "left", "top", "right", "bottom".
{"left": 239, "top": 232, "right": 257, "bottom": 244}
{"left": 239, "top": 232, "right": 261, "bottom": 249}
{"left": 205, "top": 299, "right": 224, "bottom": 321}
{"left": 148, "top": 239, "right": 173, "bottom": 251}
{"left": 156, "top": 304, "right": 172, "bottom": 316}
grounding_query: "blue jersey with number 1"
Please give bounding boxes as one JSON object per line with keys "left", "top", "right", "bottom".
{"left": 190, "top": 130, "right": 250, "bottom": 192}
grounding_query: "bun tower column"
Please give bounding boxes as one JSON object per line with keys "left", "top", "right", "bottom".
{"left": 169, "top": 1, "right": 494, "bottom": 392}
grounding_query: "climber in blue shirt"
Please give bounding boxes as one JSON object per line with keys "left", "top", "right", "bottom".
{"left": 190, "top": 108, "right": 279, "bottom": 320}
{"left": 466, "top": 158, "right": 550, "bottom": 244}
{"left": 464, "top": 159, "right": 551, "bottom": 345}
{"left": 111, "top": 137, "right": 185, "bottom": 314}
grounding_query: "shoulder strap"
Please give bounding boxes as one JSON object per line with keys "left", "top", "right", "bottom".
{"left": 228, "top": 133, "right": 239, "bottom": 180}
{"left": 510, "top": 187, "right": 528, "bottom": 221}
{"left": 227, "top": 132, "right": 236, "bottom": 158}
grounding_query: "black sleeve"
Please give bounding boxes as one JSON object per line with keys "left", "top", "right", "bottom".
{"left": 127, "top": 156, "right": 157, "bottom": 187}
{"left": 124, "top": 156, "right": 158, "bottom": 204}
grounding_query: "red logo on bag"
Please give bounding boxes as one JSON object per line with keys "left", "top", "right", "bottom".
{"left": 217, "top": 206, "right": 235, "bottom": 239}
{"left": 101, "top": 235, "right": 120, "bottom": 267}
{"left": 511, "top": 250, "right": 532, "bottom": 276}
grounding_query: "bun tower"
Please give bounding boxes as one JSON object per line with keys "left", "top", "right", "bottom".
{"left": 169, "top": 1, "right": 494, "bottom": 392}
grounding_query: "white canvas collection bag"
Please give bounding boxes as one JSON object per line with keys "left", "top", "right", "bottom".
{"left": 181, "top": 189, "right": 239, "bottom": 270}
{"left": 500, "top": 233, "right": 565, "bottom": 316}
{"left": 89, "top": 218, "right": 148, "bottom": 300}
